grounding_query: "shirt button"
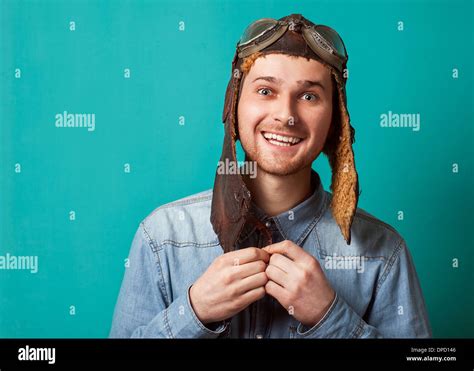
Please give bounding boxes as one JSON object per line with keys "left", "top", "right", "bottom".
{"left": 265, "top": 221, "right": 271, "bottom": 228}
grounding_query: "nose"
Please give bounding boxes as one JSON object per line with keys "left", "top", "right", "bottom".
{"left": 272, "top": 94, "right": 298, "bottom": 126}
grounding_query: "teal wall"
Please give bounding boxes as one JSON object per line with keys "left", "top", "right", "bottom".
{"left": 1, "top": 0, "right": 472, "bottom": 338}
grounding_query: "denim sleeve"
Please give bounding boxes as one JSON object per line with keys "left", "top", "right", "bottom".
{"left": 109, "top": 223, "right": 228, "bottom": 338}
{"left": 295, "top": 239, "right": 432, "bottom": 338}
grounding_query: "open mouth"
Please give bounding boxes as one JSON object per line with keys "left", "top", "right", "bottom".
{"left": 261, "top": 131, "right": 304, "bottom": 147}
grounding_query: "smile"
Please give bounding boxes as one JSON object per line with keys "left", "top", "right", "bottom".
{"left": 261, "top": 131, "right": 303, "bottom": 147}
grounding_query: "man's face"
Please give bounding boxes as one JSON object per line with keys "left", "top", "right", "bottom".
{"left": 237, "top": 53, "right": 334, "bottom": 176}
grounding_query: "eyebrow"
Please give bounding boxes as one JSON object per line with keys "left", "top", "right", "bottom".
{"left": 252, "top": 76, "right": 326, "bottom": 91}
{"left": 296, "top": 79, "right": 326, "bottom": 91}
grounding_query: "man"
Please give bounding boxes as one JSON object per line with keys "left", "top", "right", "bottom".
{"left": 109, "top": 14, "right": 431, "bottom": 338}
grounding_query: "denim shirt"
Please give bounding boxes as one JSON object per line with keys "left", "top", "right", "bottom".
{"left": 109, "top": 171, "right": 431, "bottom": 338}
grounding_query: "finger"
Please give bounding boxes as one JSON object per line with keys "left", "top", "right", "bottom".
{"left": 265, "top": 280, "right": 288, "bottom": 307}
{"left": 265, "top": 264, "right": 288, "bottom": 288}
{"left": 239, "top": 286, "right": 266, "bottom": 306}
{"left": 237, "top": 271, "right": 268, "bottom": 294}
{"left": 269, "top": 253, "right": 295, "bottom": 274}
{"left": 226, "top": 247, "right": 270, "bottom": 266}
{"left": 234, "top": 260, "right": 267, "bottom": 279}
{"left": 263, "top": 240, "right": 306, "bottom": 262}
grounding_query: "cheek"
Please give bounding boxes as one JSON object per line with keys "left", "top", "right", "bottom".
{"left": 304, "top": 105, "right": 333, "bottom": 142}
{"left": 237, "top": 96, "right": 267, "bottom": 136}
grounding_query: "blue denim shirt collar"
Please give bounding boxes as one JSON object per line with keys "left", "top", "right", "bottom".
{"left": 241, "top": 170, "right": 327, "bottom": 245}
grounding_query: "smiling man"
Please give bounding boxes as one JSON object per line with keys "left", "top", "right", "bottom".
{"left": 110, "top": 14, "right": 431, "bottom": 338}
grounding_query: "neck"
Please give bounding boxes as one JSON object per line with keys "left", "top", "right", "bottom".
{"left": 244, "top": 165, "right": 313, "bottom": 217}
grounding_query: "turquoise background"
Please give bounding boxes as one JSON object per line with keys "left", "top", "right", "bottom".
{"left": 1, "top": 0, "right": 472, "bottom": 338}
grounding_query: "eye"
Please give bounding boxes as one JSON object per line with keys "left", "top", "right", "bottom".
{"left": 301, "top": 93, "right": 318, "bottom": 101}
{"left": 257, "top": 88, "right": 273, "bottom": 96}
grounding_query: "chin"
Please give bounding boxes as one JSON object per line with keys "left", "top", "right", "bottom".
{"left": 255, "top": 157, "right": 308, "bottom": 176}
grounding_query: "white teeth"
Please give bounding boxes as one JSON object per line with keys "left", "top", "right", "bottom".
{"left": 268, "top": 139, "right": 291, "bottom": 147}
{"left": 262, "top": 132, "right": 302, "bottom": 146}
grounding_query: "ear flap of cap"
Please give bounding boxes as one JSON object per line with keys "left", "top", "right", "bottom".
{"left": 327, "top": 74, "right": 359, "bottom": 245}
{"left": 222, "top": 78, "right": 233, "bottom": 124}
{"left": 222, "top": 52, "right": 240, "bottom": 124}
{"left": 212, "top": 66, "right": 251, "bottom": 253}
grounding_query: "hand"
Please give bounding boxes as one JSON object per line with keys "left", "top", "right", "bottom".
{"left": 189, "top": 247, "right": 270, "bottom": 324}
{"left": 263, "top": 240, "right": 335, "bottom": 327}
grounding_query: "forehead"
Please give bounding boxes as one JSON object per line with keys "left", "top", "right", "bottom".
{"left": 246, "top": 53, "right": 332, "bottom": 83}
